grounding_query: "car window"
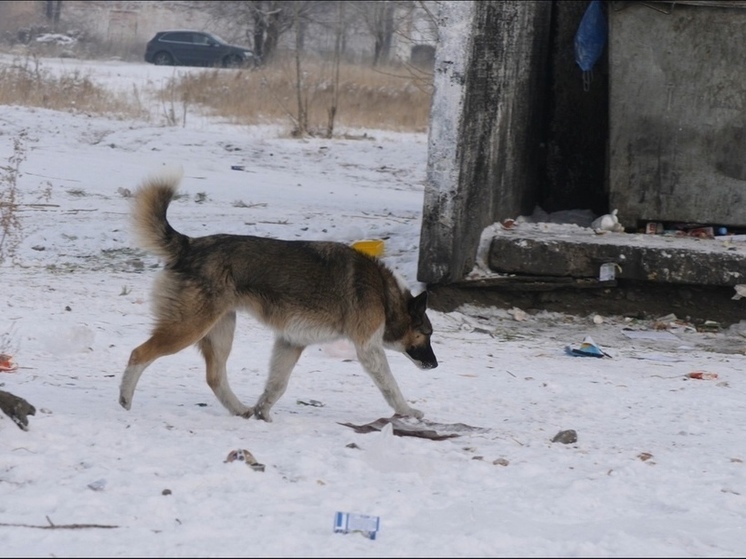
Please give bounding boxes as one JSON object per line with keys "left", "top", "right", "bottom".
{"left": 162, "top": 32, "right": 192, "bottom": 43}
{"left": 193, "top": 33, "right": 211, "bottom": 45}
{"left": 207, "top": 33, "right": 228, "bottom": 45}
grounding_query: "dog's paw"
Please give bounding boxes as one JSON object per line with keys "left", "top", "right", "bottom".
{"left": 118, "top": 395, "right": 132, "bottom": 410}
{"left": 238, "top": 407, "right": 254, "bottom": 419}
{"left": 254, "top": 411, "right": 273, "bottom": 422}
{"left": 254, "top": 406, "right": 273, "bottom": 422}
{"left": 397, "top": 406, "right": 424, "bottom": 420}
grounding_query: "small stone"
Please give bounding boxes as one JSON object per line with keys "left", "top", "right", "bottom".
{"left": 551, "top": 429, "right": 578, "bottom": 444}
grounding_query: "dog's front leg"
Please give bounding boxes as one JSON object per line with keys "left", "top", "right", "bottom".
{"left": 253, "top": 337, "right": 304, "bottom": 422}
{"left": 355, "top": 343, "right": 423, "bottom": 419}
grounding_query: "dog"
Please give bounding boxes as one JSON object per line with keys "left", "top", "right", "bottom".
{"left": 118, "top": 174, "right": 438, "bottom": 421}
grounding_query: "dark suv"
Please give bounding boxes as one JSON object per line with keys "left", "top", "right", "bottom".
{"left": 144, "top": 31, "right": 256, "bottom": 68}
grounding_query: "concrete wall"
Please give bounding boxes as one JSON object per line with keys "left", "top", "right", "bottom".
{"left": 609, "top": 2, "right": 746, "bottom": 229}
{"left": 417, "top": 1, "right": 553, "bottom": 284}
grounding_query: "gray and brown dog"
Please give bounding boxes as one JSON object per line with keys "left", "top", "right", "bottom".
{"left": 119, "top": 174, "right": 437, "bottom": 421}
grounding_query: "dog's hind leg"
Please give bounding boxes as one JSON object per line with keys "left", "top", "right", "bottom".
{"left": 119, "top": 313, "right": 222, "bottom": 411}
{"left": 355, "top": 340, "right": 423, "bottom": 419}
{"left": 198, "top": 311, "right": 252, "bottom": 417}
{"left": 253, "top": 337, "right": 304, "bottom": 422}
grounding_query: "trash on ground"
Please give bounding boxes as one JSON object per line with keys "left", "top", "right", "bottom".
{"left": 334, "top": 511, "right": 380, "bottom": 540}
{"left": 338, "top": 416, "right": 487, "bottom": 440}
{"left": 686, "top": 371, "right": 719, "bottom": 380}
{"left": 224, "top": 448, "right": 265, "bottom": 471}
{"left": 0, "top": 354, "right": 18, "bottom": 372}
{"left": 87, "top": 478, "right": 107, "bottom": 492}
{"left": 733, "top": 285, "right": 746, "bottom": 300}
{"left": 591, "top": 209, "right": 624, "bottom": 233}
{"left": 297, "top": 399, "right": 325, "bottom": 407}
{"left": 696, "top": 320, "right": 721, "bottom": 333}
{"left": 565, "top": 336, "right": 611, "bottom": 358}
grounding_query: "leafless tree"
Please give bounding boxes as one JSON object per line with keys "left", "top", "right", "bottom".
{"left": 350, "top": 1, "right": 397, "bottom": 66}
{"left": 325, "top": 1, "right": 345, "bottom": 137}
{"left": 200, "top": 1, "right": 331, "bottom": 64}
{"left": 45, "top": 0, "right": 62, "bottom": 28}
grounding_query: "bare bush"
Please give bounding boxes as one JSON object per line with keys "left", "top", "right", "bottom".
{"left": 0, "top": 133, "right": 26, "bottom": 264}
{"left": 0, "top": 55, "right": 148, "bottom": 119}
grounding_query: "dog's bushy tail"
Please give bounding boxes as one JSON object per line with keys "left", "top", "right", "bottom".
{"left": 132, "top": 173, "right": 186, "bottom": 265}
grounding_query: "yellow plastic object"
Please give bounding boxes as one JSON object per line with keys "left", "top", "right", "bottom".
{"left": 352, "top": 239, "right": 385, "bottom": 258}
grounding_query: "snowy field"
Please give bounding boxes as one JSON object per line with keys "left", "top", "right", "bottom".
{"left": 2, "top": 56, "right": 746, "bottom": 557}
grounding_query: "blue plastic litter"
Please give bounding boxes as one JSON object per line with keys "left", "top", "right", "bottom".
{"left": 574, "top": 0, "right": 608, "bottom": 73}
{"left": 565, "top": 336, "right": 611, "bottom": 358}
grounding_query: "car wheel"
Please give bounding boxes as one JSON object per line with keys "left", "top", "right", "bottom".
{"left": 153, "top": 51, "right": 174, "bottom": 66}
{"left": 223, "top": 55, "right": 243, "bottom": 69}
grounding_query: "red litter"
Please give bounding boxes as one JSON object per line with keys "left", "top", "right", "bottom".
{"left": 0, "top": 354, "right": 18, "bottom": 372}
{"left": 686, "top": 371, "right": 718, "bottom": 380}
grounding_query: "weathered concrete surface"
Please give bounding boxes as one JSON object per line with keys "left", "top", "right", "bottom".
{"left": 489, "top": 233, "right": 746, "bottom": 286}
{"left": 609, "top": 3, "right": 746, "bottom": 228}
{"left": 417, "top": 1, "right": 553, "bottom": 284}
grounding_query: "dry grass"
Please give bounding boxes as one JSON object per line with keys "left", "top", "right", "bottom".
{"left": 0, "top": 53, "right": 433, "bottom": 133}
{"left": 0, "top": 55, "right": 147, "bottom": 119}
{"left": 160, "top": 56, "right": 433, "bottom": 134}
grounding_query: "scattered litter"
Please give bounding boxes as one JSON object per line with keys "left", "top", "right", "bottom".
{"left": 224, "top": 448, "right": 265, "bottom": 472}
{"left": 551, "top": 429, "right": 578, "bottom": 444}
{"left": 686, "top": 371, "right": 719, "bottom": 380}
{"left": 645, "top": 222, "right": 664, "bottom": 235}
{"left": 230, "top": 165, "right": 245, "bottom": 171}
{"left": 591, "top": 209, "right": 624, "bottom": 233}
{"left": 598, "top": 262, "right": 619, "bottom": 281}
{"left": 0, "top": 354, "right": 18, "bottom": 372}
{"left": 339, "top": 416, "right": 487, "bottom": 441}
{"left": 732, "top": 285, "right": 746, "bottom": 300}
{"left": 501, "top": 218, "right": 516, "bottom": 230}
{"left": 333, "top": 512, "right": 380, "bottom": 540}
{"left": 565, "top": 336, "right": 611, "bottom": 358}
{"left": 621, "top": 329, "right": 680, "bottom": 342}
{"left": 696, "top": 320, "right": 721, "bottom": 333}
{"left": 297, "top": 399, "right": 325, "bottom": 407}
{"left": 87, "top": 478, "right": 107, "bottom": 492}
{"left": 508, "top": 307, "right": 527, "bottom": 321}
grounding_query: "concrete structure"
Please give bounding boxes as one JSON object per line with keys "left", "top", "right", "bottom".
{"left": 418, "top": 1, "right": 746, "bottom": 323}
{"left": 608, "top": 1, "right": 746, "bottom": 230}
{"left": 418, "top": 1, "right": 552, "bottom": 284}
{"left": 419, "top": 0, "right": 746, "bottom": 291}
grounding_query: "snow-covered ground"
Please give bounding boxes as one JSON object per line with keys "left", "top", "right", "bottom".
{"left": 2, "top": 56, "right": 746, "bottom": 558}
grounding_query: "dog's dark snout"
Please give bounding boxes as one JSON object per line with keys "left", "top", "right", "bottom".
{"left": 407, "top": 344, "right": 438, "bottom": 369}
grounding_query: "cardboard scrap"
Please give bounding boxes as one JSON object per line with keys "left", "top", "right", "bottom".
{"left": 339, "top": 416, "right": 487, "bottom": 440}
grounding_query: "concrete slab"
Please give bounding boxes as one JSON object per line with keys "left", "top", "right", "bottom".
{"left": 487, "top": 223, "right": 746, "bottom": 286}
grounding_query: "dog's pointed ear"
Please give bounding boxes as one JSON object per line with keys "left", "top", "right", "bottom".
{"left": 410, "top": 291, "right": 429, "bottom": 316}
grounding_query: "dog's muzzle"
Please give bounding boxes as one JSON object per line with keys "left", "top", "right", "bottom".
{"left": 407, "top": 345, "right": 438, "bottom": 369}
